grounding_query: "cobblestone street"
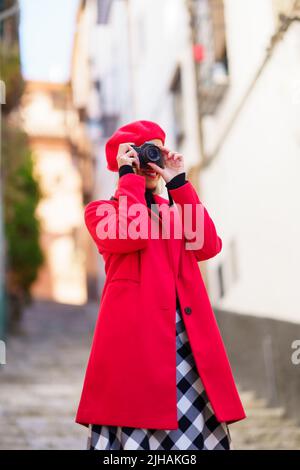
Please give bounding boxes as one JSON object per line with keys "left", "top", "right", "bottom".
{"left": 0, "top": 300, "right": 95, "bottom": 450}
{"left": 1, "top": 300, "right": 300, "bottom": 450}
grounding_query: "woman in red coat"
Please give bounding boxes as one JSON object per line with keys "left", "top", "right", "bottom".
{"left": 76, "top": 120, "right": 246, "bottom": 450}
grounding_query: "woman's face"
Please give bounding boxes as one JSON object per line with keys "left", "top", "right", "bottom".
{"left": 134, "top": 138, "right": 162, "bottom": 190}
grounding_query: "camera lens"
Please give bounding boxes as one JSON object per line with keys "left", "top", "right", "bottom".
{"left": 146, "top": 145, "right": 160, "bottom": 162}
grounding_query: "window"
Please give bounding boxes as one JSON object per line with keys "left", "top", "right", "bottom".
{"left": 100, "top": 114, "right": 119, "bottom": 138}
{"left": 210, "top": 0, "right": 228, "bottom": 75}
{"left": 229, "top": 238, "right": 238, "bottom": 283}
{"left": 51, "top": 90, "right": 67, "bottom": 110}
{"left": 216, "top": 238, "right": 239, "bottom": 300}
{"left": 170, "top": 66, "right": 185, "bottom": 147}
{"left": 217, "top": 263, "right": 225, "bottom": 299}
{"left": 94, "top": 80, "right": 101, "bottom": 92}
{"left": 97, "top": 0, "right": 113, "bottom": 25}
{"left": 193, "top": 0, "right": 229, "bottom": 115}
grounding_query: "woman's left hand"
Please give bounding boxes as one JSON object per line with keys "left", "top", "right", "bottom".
{"left": 147, "top": 146, "right": 185, "bottom": 183}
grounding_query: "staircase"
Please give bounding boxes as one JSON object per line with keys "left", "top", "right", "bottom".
{"left": 229, "top": 390, "right": 300, "bottom": 450}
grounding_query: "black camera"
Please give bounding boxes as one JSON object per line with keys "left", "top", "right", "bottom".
{"left": 131, "top": 142, "right": 164, "bottom": 169}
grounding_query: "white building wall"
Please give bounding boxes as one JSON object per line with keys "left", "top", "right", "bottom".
{"left": 202, "top": 1, "right": 300, "bottom": 323}
{"left": 126, "top": 0, "right": 201, "bottom": 199}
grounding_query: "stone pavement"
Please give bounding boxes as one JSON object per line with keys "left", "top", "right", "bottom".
{"left": 230, "top": 391, "right": 300, "bottom": 450}
{"left": 1, "top": 300, "right": 300, "bottom": 450}
{"left": 0, "top": 300, "right": 96, "bottom": 450}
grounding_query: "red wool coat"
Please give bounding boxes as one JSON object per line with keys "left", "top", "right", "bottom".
{"left": 75, "top": 173, "right": 246, "bottom": 429}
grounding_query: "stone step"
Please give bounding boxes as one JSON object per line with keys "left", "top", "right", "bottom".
{"left": 231, "top": 424, "right": 300, "bottom": 437}
{"left": 230, "top": 389, "right": 300, "bottom": 450}
{"left": 232, "top": 438, "right": 300, "bottom": 450}
{"left": 233, "top": 417, "right": 296, "bottom": 430}
{"left": 238, "top": 391, "right": 268, "bottom": 409}
{"left": 243, "top": 406, "right": 286, "bottom": 419}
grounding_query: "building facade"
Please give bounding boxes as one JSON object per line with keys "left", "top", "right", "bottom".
{"left": 21, "top": 81, "right": 90, "bottom": 305}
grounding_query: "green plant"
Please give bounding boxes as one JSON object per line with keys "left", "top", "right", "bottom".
{"left": 1, "top": 121, "right": 44, "bottom": 325}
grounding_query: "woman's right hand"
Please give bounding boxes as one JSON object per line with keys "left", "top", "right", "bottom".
{"left": 117, "top": 143, "right": 140, "bottom": 170}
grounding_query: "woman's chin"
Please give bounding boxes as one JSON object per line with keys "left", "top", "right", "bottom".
{"left": 146, "top": 178, "right": 159, "bottom": 190}
{"left": 146, "top": 184, "right": 156, "bottom": 191}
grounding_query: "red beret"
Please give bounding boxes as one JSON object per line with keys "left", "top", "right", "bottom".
{"left": 105, "top": 120, "right": 166, "bottom": 172}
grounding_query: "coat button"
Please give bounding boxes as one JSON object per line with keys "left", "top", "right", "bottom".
{"left": 184, "top": 306, "right": 192, "bottom": 315}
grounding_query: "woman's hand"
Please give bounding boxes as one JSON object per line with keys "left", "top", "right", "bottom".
{"left": 117, "top": 143, "right": 140, "bottom": 170}
{"left": 147, "top": 146, "right": 185, "bottom": 183}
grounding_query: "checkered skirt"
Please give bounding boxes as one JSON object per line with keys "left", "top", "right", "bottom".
{"left": 87, "top": 305, "right": 232, "bottom": 450}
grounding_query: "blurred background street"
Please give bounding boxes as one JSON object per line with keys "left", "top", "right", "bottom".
{"left": 1, "top": 0, "right": 300, "bottom": 450}
{"left": 0, "top": 300, "right": 94, "bottom": 450}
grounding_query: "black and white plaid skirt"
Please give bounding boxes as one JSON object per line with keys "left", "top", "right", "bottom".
{"left": 87, "top": 304, "right": 232, "bottom": 450}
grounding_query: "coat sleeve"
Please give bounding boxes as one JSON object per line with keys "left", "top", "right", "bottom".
{"left": 84, "top": 173, "right": 149, "bottom": 254}
{"left": 167, "top": 181, "right": 222, "bottom": 261}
